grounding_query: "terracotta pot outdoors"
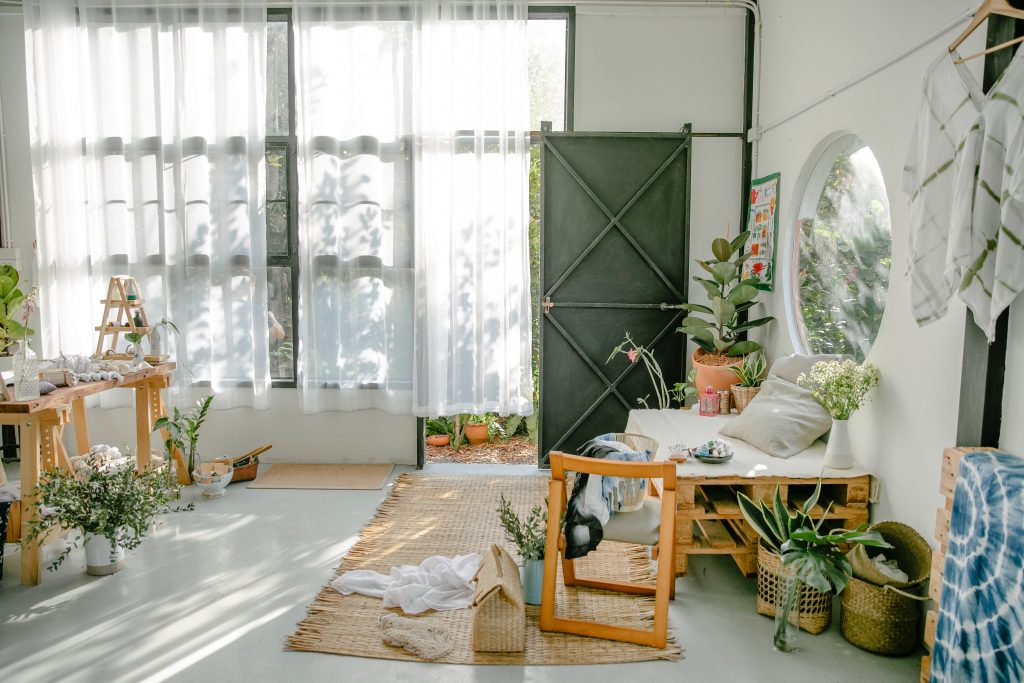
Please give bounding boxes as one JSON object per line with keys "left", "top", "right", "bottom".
{"left": 692, "top": 348, "right": 741, "bottom": 394}
{"left": 426, "top": 434, "right": 450, "bottom": 447}
{"left": 464, "top": 423, "right": 489, "bottom": 446}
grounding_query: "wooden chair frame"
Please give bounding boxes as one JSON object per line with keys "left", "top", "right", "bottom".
{"left": 539, "top": 451, "right": 677, "bottom": 648}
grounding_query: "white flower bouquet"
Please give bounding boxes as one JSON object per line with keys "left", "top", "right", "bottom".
{"left": 797, "top": 359, "right": 880, "bottom": 420}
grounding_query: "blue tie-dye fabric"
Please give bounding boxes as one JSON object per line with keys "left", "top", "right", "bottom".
{"left": 931, "top": 451, "right": 1024, "bottom": 683}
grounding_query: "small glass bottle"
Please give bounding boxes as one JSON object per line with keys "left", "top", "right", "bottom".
{"left": 13, "top": 339, "right": 40, "bottom": 401}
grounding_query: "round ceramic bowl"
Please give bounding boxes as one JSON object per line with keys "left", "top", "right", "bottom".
{"left": 192, "top": 462, "right": 233, "bottom": 498}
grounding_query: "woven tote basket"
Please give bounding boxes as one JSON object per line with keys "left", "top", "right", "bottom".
{"left": 756, "top": 542, "right": 832, "bottom": 634}
{"left": 730, "top": 385, "right": 760, "bottom": 414}
{"left": 472, "top": 545, "right": 525, "bottom": 652}
{"left": 606, "top": 433, "right": 658, "bottom": 513}
{"left": 840, "top": 521, "right": 932, "bottom": 655}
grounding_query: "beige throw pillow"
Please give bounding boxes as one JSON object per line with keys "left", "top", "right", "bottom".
{"left": 768, "top": 352, "right": 848, "bottom": 385}
{"left": 718, "top": 377, "right": 832, "bottom": 458}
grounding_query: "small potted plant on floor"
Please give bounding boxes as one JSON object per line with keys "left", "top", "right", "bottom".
{"left": 676, "top": 231, "right": 774, "bottom": 392}
{"left": 26, "top": 446, "right": 187, "bottom": 575}
{"left": 154, "top": 395, "right": 214, "bottom": 487}
{"left": 797, "top": 359, "right": 881, "bottom": 469}
{"left": 425, "top": 418, "right": 454, "bottom": 447}
{"left": 462, "top": 414, "right": 492, "bottom": 446}
{"left": 496, "top": 493, "right": 547, "bottom": 605}
{"left": 738, "top": 482, "right": 889, "bottom": 651}
{"left": 727, "top": 350, "right": 766, "bottom": 413}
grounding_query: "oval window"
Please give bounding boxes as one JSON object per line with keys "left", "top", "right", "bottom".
{"left": 788, "top": 134, "right": 892, "bottom": 362}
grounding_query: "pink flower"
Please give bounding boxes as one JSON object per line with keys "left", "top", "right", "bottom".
{"left": 627, "top": 348, "right": 638, "bottom": 364}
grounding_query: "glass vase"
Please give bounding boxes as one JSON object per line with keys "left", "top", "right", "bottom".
{"left": 773, "top": 572, "right": 801, "bottom": 652}
{"left": 13, "top": 340, "right": 40, "bottom": 401}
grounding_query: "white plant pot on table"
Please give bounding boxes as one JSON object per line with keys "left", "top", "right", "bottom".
{"left": 84, "top": 533, "right": 125, "bottom": 576}
{"left": 825, "top": 418, "right": 853, "bottom": 469}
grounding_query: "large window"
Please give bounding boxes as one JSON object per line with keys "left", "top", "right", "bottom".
{"left": 787, "top": 133, "right": 892, "bottom": 362}
{"left": 265, "top": 9, "right": 572, "bottom": 388}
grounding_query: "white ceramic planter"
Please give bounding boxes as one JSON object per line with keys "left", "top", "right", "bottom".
{"left": 84, "top": 533, "right": 125, "bottom": 576}
{"left": 825, "top": 418, "right": 853, "bottom": 469}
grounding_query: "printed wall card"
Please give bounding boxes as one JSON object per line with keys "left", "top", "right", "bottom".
{"left": 743, "top": 172, "right": 779, "bottom": 290}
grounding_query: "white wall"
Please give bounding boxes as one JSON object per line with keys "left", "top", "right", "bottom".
{"left": 756, "top": 0, "right": 983, "bottom": 538}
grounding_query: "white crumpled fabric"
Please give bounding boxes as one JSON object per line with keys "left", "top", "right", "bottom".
{"left": 331, "top": 553, "right": 481, "bottom": 614}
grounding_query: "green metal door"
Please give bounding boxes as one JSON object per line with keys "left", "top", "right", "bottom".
{"left": 539, "top": 130, "right": 692, "bottom": 465}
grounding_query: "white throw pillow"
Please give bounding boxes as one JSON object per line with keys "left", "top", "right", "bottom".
{"left": 768, "top": 352, "right": 848, "bottom": 385}
{"left": 719, "top": 377, "right": 832, "bottom": 458}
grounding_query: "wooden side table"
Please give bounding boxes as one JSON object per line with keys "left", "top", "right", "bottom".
{"left": 0, "top": 363, "right": 182, "bottom": 585}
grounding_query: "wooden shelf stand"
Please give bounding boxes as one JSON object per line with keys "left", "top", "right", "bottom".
{"left": 94, "top": 276, "right": 150, "bottom": 356}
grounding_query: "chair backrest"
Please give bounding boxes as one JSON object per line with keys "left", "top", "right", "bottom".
{"left": 548, "top": 451, "right": 676, "bottom": 491}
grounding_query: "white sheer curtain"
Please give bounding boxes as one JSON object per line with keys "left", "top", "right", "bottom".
{"left": 24, "top": 0, "right": 271, "bottom": 409}
{"left": 293, "top": 0, "right": 533, "bottom": 417}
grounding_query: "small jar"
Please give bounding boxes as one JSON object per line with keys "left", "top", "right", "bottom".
{"left": 718, "top": 390, "right": 731, "bottom": 414}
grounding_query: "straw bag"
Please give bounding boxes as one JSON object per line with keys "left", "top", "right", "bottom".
{"left": 840, "top": 521, "right": 932, "bottom": 655}
{"left": 756, "top": 542, "right": 832, "bottom": 634}
{"left": 472, "top": 545, "right": 525, "bottom": 652}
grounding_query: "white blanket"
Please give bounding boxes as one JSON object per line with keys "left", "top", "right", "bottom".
{"left": 331, "top": 553, "right": 481, "bottom": 614}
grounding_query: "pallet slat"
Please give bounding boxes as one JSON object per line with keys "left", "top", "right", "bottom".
{"left": 701, "top": 484, "right": 740, "bottom": 515}
{"left": 695, "top": 518, "right": 736, "bottom": 549}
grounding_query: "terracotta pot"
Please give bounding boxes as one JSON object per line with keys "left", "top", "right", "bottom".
{"left": 464, "top": 423, "right": 489, "bottom": 445}
{"left": 426, "top": 434, "right": 450, "bottom": 447}
{"left": 692, "top": 348, "right": 741, "bottom": 394}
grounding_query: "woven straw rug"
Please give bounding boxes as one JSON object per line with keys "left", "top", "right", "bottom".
{"left": 249, "top": 464, "right": 394, "bottom": 490}
{"left": 287, "top": 473, "right": 681, "bottom": 664}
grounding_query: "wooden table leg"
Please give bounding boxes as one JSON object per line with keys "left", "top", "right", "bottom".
{"left": 135, "top": 385, "right": 152, "bottom": 471}
{"left": 150, "top": 378, "right": 189, "bottom": 484}
{"left": 71, "top": 397, "right": 90, "bottom": 458}
{"left": 20, "top": 417, "right": 41, "bottom": 585}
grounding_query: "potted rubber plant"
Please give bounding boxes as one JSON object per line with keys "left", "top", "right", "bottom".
{"left": 0, "top": 265, "right": 35, "bottom": 363}
{"left": 727, "top": 350, "right": 767, "bottom": 413}
{"left": 153, "top": 395, "right": 214, "bottom": 485}
{"left": 26, "top": 447, "right": 186, "bottom": 575}
{"left": 677, "top": 231, "right": 774, "bottom": 392}
{"left": 738, "top": 482, "right": 889, "bottom": 651}
{"left": 496, "top": 493, "right": 547, "bottom": 605}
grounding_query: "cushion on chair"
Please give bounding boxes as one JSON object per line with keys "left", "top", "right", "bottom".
{"left": 601, "top": 496, "right": 661, "bottom": 546}
{"left": 718, "top": 377, "right": 832, "bottom": 458}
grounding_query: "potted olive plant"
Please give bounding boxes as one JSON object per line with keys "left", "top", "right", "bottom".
{"left": 677, "top": 232, "right": 774, "bottom": 392}
{"left": 26, "top": 448, "right": 186, "bottom": 575}
{"left": 497, "top": 493, "right": 547, "bottom": 605}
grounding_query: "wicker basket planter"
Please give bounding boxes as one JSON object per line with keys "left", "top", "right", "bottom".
{"left": 730, "top": 385, "right": 761, "bottom": 413}
{"left": 756, "top": 542, "right": 832, "bottom": 634}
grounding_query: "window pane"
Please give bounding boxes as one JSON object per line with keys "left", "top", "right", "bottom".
{"left": 267, "top": 202, "right": 288, "bottom": 257}
{"left": 267, "top": 19, "right": 289, "bottom": 136}
{"left": 268, "top": 266, "right": 294, "bottom": 381}
{"left": 793, "top": 134, "right": 892, "bottom": 362}
{"left": 528, "top": 18, "right": 567, "bottom": 131}
{"left": 267, "top": 148, "right": 287, "bottom": 200}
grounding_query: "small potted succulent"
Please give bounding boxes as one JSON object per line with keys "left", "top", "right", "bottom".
{"left": 677, "top": 231, "right": 774, "bottom": 392}
{"left": 26, "top": 446, "right": 187, "bottom": 575}
{"left": 496, "top": 493, "right": 547, "bottom": 605}
{"left": 727, "top": 351, "right": 767, "bottom": 413}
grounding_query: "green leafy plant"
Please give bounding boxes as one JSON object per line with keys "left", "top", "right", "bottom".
{"left": 608, "top": 332, "right": 674, "bottom": 409}
{"left": 797, "top": 359, "right": 880, "bottom": 420}
{"left": 737, "top": 481, "right": 820, "bottom": 554}
{"left": 425, "top": 417, "right": 455, "bottom": 439}
{"left": 496, "top": 493, "right": 547, "bottom": 561}
{"left": 153, "top": 395, "right": 215, "bottom": 482}
{"left": 669, "top": 367, "right": 698, "bottom": 406}
{"left": 677, "top": 231, "right": 774, "bottom": 358}
{"left": 148, "top": 319, "right": 180, "bottom": 355}
{"left": 26, "top": 456, "right": 188, "bottom": 571}
{"left": 727, "top": 350, "right": 767, "bottom": 388}
{"left": 0, "top": 266, "right": 36, "bottom": 355}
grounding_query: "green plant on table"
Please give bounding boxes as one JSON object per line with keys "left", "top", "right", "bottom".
{"left": 727, "top": 350, "right": 767, "bottom": 388}
{"left": 496, "top": 493, "right": 547, "bottom": 561}
{"left": 796, "top": 359, "right": 880, "bottom": 420}
{"left": 676, "top": 231, "right": 774, "bottom": 358}
{"left": 0, "top": 265, "right": 36, "bottom": 355}
{"left": 148, "top": 319, "right": 180, "bottom": 356}
{"left": 153, "top": 395, "right": 215, "bottom": 482}
{"left": 26, "top": 454, "right": 189, "bottom": 571}
{"left": 670, "top": 367, "right": 699, "bottom": 406}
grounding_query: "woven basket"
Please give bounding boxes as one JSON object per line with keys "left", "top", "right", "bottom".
{"left": 213, "top": 455, "right": 259, "bottom": 483}
{"left": 472, "top": 545, "right": 525, "bottom": 652}
{"left": 840, "top": 577, "right": 925, "bottom": 655}
{"left": 756, "top": 542, "right": 832, "bottom": 634}
{"left": 730, "top": 385, "right": 761, "bottom": 414}
{"left": 848, "top": 521, "right": 931, "bottom": 587}
{"left": 607, "top": 433, "right": 658, "bottom": 512}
